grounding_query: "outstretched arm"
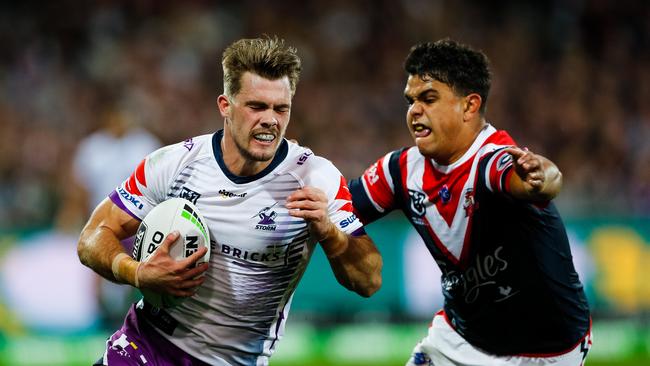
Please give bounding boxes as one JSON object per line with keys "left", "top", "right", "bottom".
{"left": 504, "top": 147, "right": 563, "bottom": 202}
{"left": 287, "top": 187, "right": 382, "bottom": 297}
{"left": 78, "top": 198, "right": 209, "bottom": 297}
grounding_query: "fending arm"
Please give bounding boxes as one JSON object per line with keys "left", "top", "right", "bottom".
{"left": 319, "top": 226, "right": 383, "bottom": 297}
{"left": 505, "top": 147, "right": 563, "bottom": 202}
{"left": 286, "top": 186, "right": 383, "bottom": 297}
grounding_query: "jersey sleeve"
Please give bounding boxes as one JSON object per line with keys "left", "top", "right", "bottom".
{"left": 301, "top": 154, "right": 363, "bottom": 235}
{"left": 349, "top": 150, "right": 400, "bottom": 225}
{"left": 481, "top": 147, "right": 515, "bottom": 194}
{"left": 108, "top": 144, "right": 179, "bottom": 220}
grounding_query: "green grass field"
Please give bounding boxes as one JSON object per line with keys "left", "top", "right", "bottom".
{"left": 271, "top": 358, "right": 649, "bottom": 366}
{"left": 1, "top": 320, "right": 648, "bottom": 365}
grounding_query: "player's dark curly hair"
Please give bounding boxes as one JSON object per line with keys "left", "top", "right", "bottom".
{"left": 222, "top": 36, "right": 302, "bottom": 97}
{"left": 404, "top": 39, "right": 491, "bottom": 115}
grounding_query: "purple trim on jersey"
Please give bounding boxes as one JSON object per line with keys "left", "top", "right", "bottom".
{"left": 120, "top": 236, "right": 135, "bottom": 256}
{"left": 109, "top": 190, "right": 142, "bottom": 221}
{"left": 351, "top": 227, "right": 367, "bottom": 237}
{"left": 269, "top": 304, "right": 286, "bottom": 351}
{"left": 99, "top": 304, "right": 210, "bottom": 366}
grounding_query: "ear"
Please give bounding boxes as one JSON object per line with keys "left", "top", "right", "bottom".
{"left": 217, "top": 95, "right": 230, "bottom": 118}
{"left": 463, "top": 93, "right": 482, "bottom": 121}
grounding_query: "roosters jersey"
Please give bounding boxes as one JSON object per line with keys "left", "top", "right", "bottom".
{"left": 350, "top": 125, "right": 590, "bottom": 355}
{"left": 110, "top": 130, "right": 362, "bottom": 366}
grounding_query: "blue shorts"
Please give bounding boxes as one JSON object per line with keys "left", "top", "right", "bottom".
{"left": 94, "top": 303, "right": 209, "bottom": 366}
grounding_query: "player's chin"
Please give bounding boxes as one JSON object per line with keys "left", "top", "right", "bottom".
{"left": 248, "top": 148, "right": 276, "bottom": 162}
{"left": 414, "top": 140, "right": 435, "bottom": 157}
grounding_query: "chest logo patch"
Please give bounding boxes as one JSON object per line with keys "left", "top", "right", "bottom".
{"left": 463, "top": 188, "right": 477, "bottom": 217}
{"left": 408, "top": 189, "right": 427, "bottom": 217}
{"left": 253, "top": 202, "right": 278, "bottom": 231}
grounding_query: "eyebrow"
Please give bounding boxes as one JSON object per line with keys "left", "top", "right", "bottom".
{"left": 244, "top": 100, "right": 290, "bottom": 110}
{"left": 245, "top": 100, "right": 268, "bottom": 108}
{"left": 404, "top": 89, "right": 439, "bottom": 102}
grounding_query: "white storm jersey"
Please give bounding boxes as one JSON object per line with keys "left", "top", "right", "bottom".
{"left": 109, "top": 130, "right": 362, "bottom": 366}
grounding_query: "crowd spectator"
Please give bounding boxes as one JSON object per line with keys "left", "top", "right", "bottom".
{"left": 1, "top": 0, "right": 649, "bottom": 233}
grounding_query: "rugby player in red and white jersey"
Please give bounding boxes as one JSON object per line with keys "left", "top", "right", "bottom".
{"left": 77, "top": 37, "right": 382, "bottom": 366}
{"left": 349, "top": 40, "right": 591, "bottom": 366}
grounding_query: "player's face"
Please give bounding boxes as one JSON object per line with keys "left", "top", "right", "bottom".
{"left": 404, "top": 75, "right": 469, "bottom": 164}
{"left": 220, "top": 72, "right": 292, "bottom": 163}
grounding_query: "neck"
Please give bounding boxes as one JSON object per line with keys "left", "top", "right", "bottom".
{"left": 220, "top": 135, "right": 272, "bottom": 177}
{"left": 438, "top": 119, "right": 488, "bottom": 165}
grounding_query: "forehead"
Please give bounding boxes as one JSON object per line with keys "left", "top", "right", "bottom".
{"left": 236, "top": 72, "right": 292, "bottom": 103}
{"left": 404, "top": 74, "right": 453, "bottom": 97}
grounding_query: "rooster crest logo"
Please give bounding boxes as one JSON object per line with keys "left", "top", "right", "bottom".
{"left": 463, "top": 188, "right": 478, "bottom": 217}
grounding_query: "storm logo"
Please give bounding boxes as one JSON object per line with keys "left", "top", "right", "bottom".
{"left": 253, "top": 203, "right": 278, "bottom": 231}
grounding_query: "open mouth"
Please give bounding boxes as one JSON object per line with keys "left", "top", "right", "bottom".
{"left": 412, "top": 123, "right": 431, "bottom": 138}
{"left": 253, "top": 133, "right": 276, "bottom": 143}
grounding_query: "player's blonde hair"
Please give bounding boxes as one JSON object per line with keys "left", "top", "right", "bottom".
{"left": 222, "top": 36, "right": 302, "bottom": 97}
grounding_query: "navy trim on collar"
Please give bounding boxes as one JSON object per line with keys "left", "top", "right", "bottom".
{"left": 212, "top": 129, "right": 288, "bottom": 184}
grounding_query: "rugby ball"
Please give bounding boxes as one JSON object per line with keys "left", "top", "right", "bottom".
{"left": 133, "top": 197, "right": 210, "bottom": 308}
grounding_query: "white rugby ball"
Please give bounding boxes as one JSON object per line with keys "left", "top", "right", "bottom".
{"left": 132, "top": 197, "right": 210, "bottom": 308}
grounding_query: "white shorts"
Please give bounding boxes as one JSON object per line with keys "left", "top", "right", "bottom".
{"left": 405, "top": 311, "right": 592, "bottom": 366}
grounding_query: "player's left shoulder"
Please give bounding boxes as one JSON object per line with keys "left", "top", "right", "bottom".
{"left": 284, "top": 142, "right": 342, "bottom": 187}
{"left": 285, "top": 142, "right": 333, "bottom": 171}
{"left": 483, "top": 127, "right": 516, "bottom": 147}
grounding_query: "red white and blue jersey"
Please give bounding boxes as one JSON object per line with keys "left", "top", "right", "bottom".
{"left": 110, "top": 130, "right": 361, "bottom": 366}
{"left": 350, "top": 125, "right": 590, "bottom": 355}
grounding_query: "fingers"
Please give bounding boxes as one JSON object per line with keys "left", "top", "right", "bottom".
{"left": 287, "top": 186, "right": 326, "bottom": 202}
{"left": 503, "top": 147, "right": 526, "bottom": 159}
{"left": 505, "top": 147, "right": 541, "bottom": 171}
{"left": 178, "top": 246, "right": 208, "bottom": 268}
{"left": 286, "top": 188, "right": 328, "bottom": 222}
{"left": 504, "top": 147, "right": 548, "bottom": 193}
{"left": 286, "top": 199, "right": 322, "bottom": 212}
{"left": 518, "top": 155, "right": 540, "bottom": 171}
{"left": 178, "top": 262, "right": 209, "bottom": 280}
{"left": 139, "top": 260, "right": 208, "bottom": 297}
{"left": 288, "top": 206, "right": 326, "bottom": 221}
{"left": 168, "top": 277, "right": 206, "bottom": 297}
{"left": 158, "top": 231, "right": 181, "bottom": 255}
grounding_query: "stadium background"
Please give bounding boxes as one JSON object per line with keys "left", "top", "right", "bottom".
{"left": 1, "top": 0, "right": 649, "bottom": 365}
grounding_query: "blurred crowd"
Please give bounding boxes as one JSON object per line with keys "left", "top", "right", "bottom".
{"left": 1, "top": 0, "right": 649, "bottom": 232}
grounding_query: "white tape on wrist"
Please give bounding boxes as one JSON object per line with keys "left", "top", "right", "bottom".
{"left": 111, "top": 253, "right": 141, "bottom": 288}
{"left": 134, "top": 262, "right": 141, "bottom": 288}
{"left": 111, "top": 253, "right": 129, "bottom": 281}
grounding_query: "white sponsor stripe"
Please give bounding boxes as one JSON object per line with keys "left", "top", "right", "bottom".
{"left": 362, "top": 176, "right": 386, "bottom": 213}
{"left": 381, "top": 151, "right": 395, "bottom": 192}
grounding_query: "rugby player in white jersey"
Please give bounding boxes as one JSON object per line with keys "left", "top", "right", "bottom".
{"left": 77, "top": 36, "right": 382, "bottom": 366}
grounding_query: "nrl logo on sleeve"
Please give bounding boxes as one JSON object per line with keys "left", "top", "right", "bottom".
{"left": 180, "top": 187, "right": 201, "bottom": 204}
{"left": 497, "top": 152, "right": 513, "bottom": 171}
{"left": 183, "top": 138, "right": 195, "bottom": 151}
